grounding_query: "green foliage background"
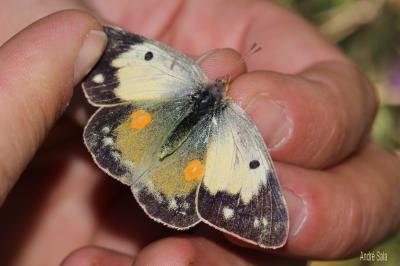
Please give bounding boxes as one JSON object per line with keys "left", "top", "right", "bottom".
{"left": 275, "top": 0, "right": 400, "bottom": 265}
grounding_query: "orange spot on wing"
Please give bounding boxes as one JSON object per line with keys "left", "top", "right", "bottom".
{"left": 130, "top": 109, "right": 152, "bottom": 129}
{"left": 184, "top": 160, "right": 205, "bottom": 182}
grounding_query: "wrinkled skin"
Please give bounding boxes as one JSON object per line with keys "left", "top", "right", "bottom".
{"left": 0, "top": 1, "right": 399, "bottom": 265}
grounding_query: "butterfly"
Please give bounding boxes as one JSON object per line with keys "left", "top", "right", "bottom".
{"left": 82, "top": 26, "right": 289, "bottom": 249}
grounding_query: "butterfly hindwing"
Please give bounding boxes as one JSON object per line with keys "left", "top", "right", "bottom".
{"left": 132, "top": 114, "right": 212, "bottom": 229}
{"left": 84, "top": 99, "right": 211, "bottom": 229}
{"left": 196, "top": 103, "right": 289, "bottom": 248}
{"left": 82, "top": 26, "right": 208, "bottom": 106}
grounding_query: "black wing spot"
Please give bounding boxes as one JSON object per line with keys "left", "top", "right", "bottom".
{"left": 145, "top": 51, "right": 153, "bottom": 61}
{"left": 249, "top": 160, "right": 260, "bottom": 169}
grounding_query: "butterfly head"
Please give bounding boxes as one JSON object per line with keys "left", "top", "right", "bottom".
{"left": 212, "top": 76, "right": 232, "bottom": 100}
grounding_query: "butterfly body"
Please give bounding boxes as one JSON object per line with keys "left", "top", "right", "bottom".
{"left": 83, "top": 26, "right": 289, "bottom": 249}
{"left": 159, "top": 79, "right": 226, "bottom": 159}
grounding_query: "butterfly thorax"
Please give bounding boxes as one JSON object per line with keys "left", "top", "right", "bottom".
{"left": 193, "top": 80, "right": 225, "bottom": 112}
{"left": 159, "top": 80, "right": 227, "bottom": 159}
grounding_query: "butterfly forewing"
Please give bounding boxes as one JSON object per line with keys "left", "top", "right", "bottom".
{"left": 196, "top": 103, "right": 289, "bottom": 248}
{"left": 82, "top": 26, "right": 207, "bottom": 106}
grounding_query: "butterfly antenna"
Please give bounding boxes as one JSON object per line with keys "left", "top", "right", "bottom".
{"left": 234, "top": 42, "right": 263, "bottom": 67}
{"left": 217, "top": 42, "right": 262, "bottom": 94}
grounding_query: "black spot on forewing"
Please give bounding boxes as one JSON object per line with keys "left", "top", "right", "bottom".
{"left": 197, "top": 171, "right": 288, "bottom": 248}
{"left": 249, "top": 160, "right": 260, "bottom": 169}
{"left": 144, "top": 51, "right": 153, "bottom": 61}
{"left": 82, "top": 26, "right": 144, "bottom": 105}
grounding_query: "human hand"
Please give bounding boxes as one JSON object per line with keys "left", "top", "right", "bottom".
{"left": 0, "top": 1, "right": 399, "bottom": 266}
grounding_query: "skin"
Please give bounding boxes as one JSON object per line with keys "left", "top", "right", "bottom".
{"left": 0, "top": 0, "right": 399, "bottom": 265}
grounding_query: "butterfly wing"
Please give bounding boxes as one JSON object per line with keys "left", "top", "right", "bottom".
{"left": 83, "top": 99, "right": 190, "bottom": 185}
{"left": 84, "top": 99, "right": 211, "bottom": 228}
{"left": 82, "top": 26, "right": 208, "bottom": 106}
{"left": 132, "top": 114, "right": 212, "bottom": 229}
{"left": 82, "top": 25, "right": 215, "bottom": 229}
{"left": 196, "top": 103, "right": 289, "bottom": 248}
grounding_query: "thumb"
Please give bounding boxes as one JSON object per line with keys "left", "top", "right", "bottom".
{"left": 0, "top": 10, "right": 106, "bottom": 204}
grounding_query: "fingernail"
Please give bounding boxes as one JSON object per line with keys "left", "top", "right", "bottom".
{"left": 74, "top": 30, "right": 107, "bottom": 85}
{"left": 195, "top": 49, "right": 220, "bottom": 64}
{"left": 283, "top": 188, "right": 308, "bottom": 236}
{"left": 245, "top": 96, "right": 293, "bottom": 149}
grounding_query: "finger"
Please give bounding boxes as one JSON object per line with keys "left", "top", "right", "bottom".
{"left": 0, "top": 10, "right": 106, "bottom": 204}
{"left": 196, "top": 48, "right": 246, "bottom": 81}
{"left": 0, "top": 0, "right": 87, "bottom": 45}
{"left": 230, "top": 144, "right": 400, "bottom": 259}
{"left": 132, "top": 236, "right": 305, "bottom": 266}
{"left": 195, "top": 48, "right": 377, "bottom": 169}
{"left": 84, "top": 0, "right": 184, "bottom": 38}
{"left": 228, "top": 61, "right": 377, "bottom": 168}
{"left": 62, "top": 246, "right": 133, "bottom": 266}
{"left": 95, "top": 0, "right": 346, "bottom": 73}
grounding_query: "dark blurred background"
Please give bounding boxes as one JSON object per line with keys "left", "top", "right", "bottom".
{"left": 275, "top": 1, "right": 400, "bottom": 265}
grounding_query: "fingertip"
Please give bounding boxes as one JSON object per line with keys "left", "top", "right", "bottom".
{"left": 0, "top": 9, "right": 105, "bottom": 119}
{"left": 34, "top": 9, "right": 107, "bottom": 87}
{"left": 196, "top": 48, "right": 246, "bottom": 81}
{"left": 74, "top": 29, "right": 107, "bottom": 85}
{"left": 61, "top": 246, "right": 133, "bottom": 266}
{"left": 133, "top": 237, "right": 197, "bottom": 266}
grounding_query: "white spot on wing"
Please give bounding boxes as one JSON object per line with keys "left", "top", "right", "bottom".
{"left": 182, "top": 201, "right": 190, "bottom": 210}
{"left": 92, "top": 73, "right": 105, "bottom": 83}
{"left": 111, "top": 151, "right": 121, "bottom": 160}
{"left": 169, "top": 198, "right": 178, "bottom": 210}
{"left": 253, "top": 218, "right": 260, "bottom": 228}
{"left": 102, "top": 137, "right": 114, "bottom": 146}
{"left": 223, "top": 207, "right": 234, "bottom": 220}
{"left": 102, "top": 126, "right": 111, "bottom": 134}
{"left": 274, "top": 222, "right": 283, "bottom": 232}
{"left": 262, "top": 217, "right": 268, "bottom": 227}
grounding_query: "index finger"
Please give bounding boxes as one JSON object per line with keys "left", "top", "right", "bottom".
{"left": 230, "top": 2, "right": 377, "bottom": 168}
